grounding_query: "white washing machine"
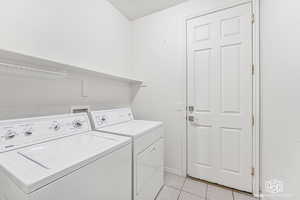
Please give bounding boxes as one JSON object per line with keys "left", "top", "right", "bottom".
{"left": 0, "top": 113, "right": 132, "bottom": 200}
{"left": 90, "top": 108, "right": 164, "bottom": 200}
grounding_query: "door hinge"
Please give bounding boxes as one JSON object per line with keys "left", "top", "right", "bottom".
{"left": 252, "top": 114, "right": 255, "bottom": 127}
{"left": 252, "top": 64, "right": 255, "bottom": 75}
{"left": 251, "top": 167, "right": 255, "bottom": 176}
{"left": 251, "top": 13, "right": 255, "bottom": 24}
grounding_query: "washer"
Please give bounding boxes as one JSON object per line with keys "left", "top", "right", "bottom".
{"left": 0, "top": 113, "right": 132, "bottom": 200}
{"left": 90, "top": 108, "right": 164, "bottom": 200}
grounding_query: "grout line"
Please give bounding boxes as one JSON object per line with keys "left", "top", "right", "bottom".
{"left": 167, "top": 185, "right": 183, "bottom": 191}
{"left": 180, "top": 177, "right": 210, "bottom": 200}
{"left": 177, "top": 177, "right": 188, "bottom": 200}
{"left": 180, "top": 190, "right": 206, "bottom": 199}
{"left": 188, "top": 175, "right": 252, "bottom": 195}
{"left": 166, "top": 174, "right": 244, "bottom": 200}
{"left": 154, "top": 185, "right": 165, "bottom": 200}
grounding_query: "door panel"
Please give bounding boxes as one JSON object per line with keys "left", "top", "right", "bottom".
{"left": 194, "top": 49, "right": 211, "bottom": 112}
{"left": 193, "top": 125, "right": 212, "bottom": 167}
{"left": 190, "top": 124, "right": 216, "bottom": 182}
{"left": 220, "top": 127, "right": 242, "bottom": 173}
{"left": 194, "top": 24, "right": 210, "bottom": 42}
{"left": 187, "top": 3, "right": 253, "bottom": 192}
{"left": 221, "top": 16, "right": 241, "bottom": 37}
{"left": 221, "top": 43, "right": 241, "bottom": 113}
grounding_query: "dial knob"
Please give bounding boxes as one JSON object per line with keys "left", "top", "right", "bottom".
{"left": 24, "top": 128, "right": 33, "bottom": 136}
{"left": 5, "top": 130, "right": 16, "bottom": 140}
{"left": 96, "top": 115, "right": 107, "bottom": 125}
{"left": 101, "top": 115, "right": 107, "bottom": 122}
{"left": 25, "top": 131, "right": 33, "bottom": 136}
{"left": 52, "top": 122, "right": 61, "bottom": 131}
{"left": 73, "top": 120, "right": 83, "bottom": 129}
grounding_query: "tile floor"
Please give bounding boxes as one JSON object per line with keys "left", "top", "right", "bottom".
{"left": 156, "top": 172, "right": 257, "bottom": 200}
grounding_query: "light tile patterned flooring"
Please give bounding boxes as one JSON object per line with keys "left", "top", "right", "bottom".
{"left": 156, "top": 172, "right": 257, "bottom": 200}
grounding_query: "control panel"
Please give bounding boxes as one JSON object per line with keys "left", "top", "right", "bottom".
{"left": 0, "top": 113, "right": 91, "bottom": 152}
{"left": 91, "top": 108, "right": 134, "bottom": 129}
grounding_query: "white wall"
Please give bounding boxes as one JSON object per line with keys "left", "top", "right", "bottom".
{"left": 0, "top": 0, "right": 132, "bottom": 77}
{"left": 1, "top": 0, "right": 299, "bottom": 198}
{"left": 261, "top": 0, "right": 300, "bottom": 199}
{"left": 0, "top": 0, "right": 133, "bottom": 119}
{"left": 132, "top": 0, "right": 300, "bottom": 199}
{"left": 0, "top": 74, "right": 132, "bottom": 120}
{"left": 132, "top": 0, "right": 239, "bottom": 175}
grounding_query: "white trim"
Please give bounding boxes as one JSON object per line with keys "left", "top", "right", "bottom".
{"left": 180, "top": 12, "right": 188, "bottom": 178}
{"left": 164, "top": 167, "right": 184, "bottom": 177}
{"left": 252, "top": 0, "right": 260, "bottom": 197}
{"left": 182, "top": 0, "right": 261, "bottom": 195}
{"left": 185, "top": 0, "right": 252, "bottom": 21}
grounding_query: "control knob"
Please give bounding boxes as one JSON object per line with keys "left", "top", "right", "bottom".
{"left": 96, "top": 115, "right": 107, "bottom": 125}
{"left": 24, "top": 129, "right": 33, "bottom": 136}
{"left": 73, "top": 120, "right": 83, "bottom": 129}
{"left": 101, "top": 115, "right": 107, "bottom": 122}
{"left": 52, "top": 122, "right": 61, "bottom": 131}
{"left": 5, "top": 130, "right": 17, "bottom": 140}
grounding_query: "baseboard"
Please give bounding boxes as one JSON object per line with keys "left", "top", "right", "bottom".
{"left": 164, "top": 167, "right": 185, "bottom": 177}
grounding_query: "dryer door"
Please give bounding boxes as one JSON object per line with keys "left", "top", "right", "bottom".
{"left": 136, "top": 139, "right": 164, "bottom": 200}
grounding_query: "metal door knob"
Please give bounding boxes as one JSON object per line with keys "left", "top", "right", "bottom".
{"left": 188, "top": 116, "right": 195, "bottom": 122}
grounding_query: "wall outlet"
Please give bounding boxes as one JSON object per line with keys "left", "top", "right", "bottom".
{"left": 71, "top": 105, "right": 90, "bottom": 113}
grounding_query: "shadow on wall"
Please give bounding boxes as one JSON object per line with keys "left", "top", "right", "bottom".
{"left": 131, "top": 83, "right": 147, "bottom": 102}
{"left": 0, "top": 73, "right": 132, "bottom": 120}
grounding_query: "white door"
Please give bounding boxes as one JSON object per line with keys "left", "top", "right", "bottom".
{"left": 187, "top": 3, "right": 253, "bottom": 192}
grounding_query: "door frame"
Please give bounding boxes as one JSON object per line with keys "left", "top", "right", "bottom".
{"left": 181, "top": 0, "right": 260, "bottom": 197}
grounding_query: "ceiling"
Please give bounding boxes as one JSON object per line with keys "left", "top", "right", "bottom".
{"left": 107, "top": 0, "right": 188, "bottom": 20}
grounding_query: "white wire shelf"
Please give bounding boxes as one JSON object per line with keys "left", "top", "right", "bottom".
{"left": 0, "top": 49, "right": 143, "bottom": 84}
{"left": 0, "top": 62, "right": 67, "bottom": 78}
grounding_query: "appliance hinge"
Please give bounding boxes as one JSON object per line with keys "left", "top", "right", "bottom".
{"left": 251, "top": 167, "right": 255, "bottom": 176}
{"left": 252, "top": 64, "right": 255, "bottom": 75}
{"left": 252, "top": 114, "right": 255, "bottom": 127}
{"left": 251, "top": 13, "right": 255, "bottom": 24}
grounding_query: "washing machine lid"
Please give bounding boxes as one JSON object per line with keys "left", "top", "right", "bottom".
{"left": 0, "top": 132, "right": 130, "bottom": 194}
{"left": 97, "top": 120, "right": 163, "bottom": 139}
